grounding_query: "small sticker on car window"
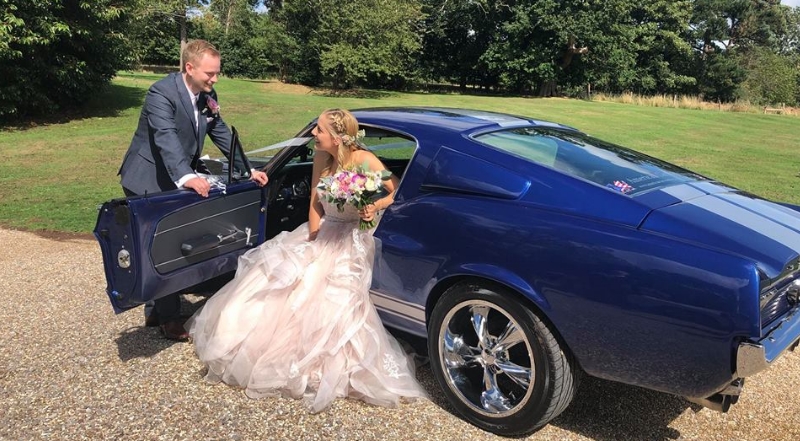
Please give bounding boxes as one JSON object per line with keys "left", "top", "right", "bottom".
{"left": 607, "top": 180, "right": 634, "bottom": 193}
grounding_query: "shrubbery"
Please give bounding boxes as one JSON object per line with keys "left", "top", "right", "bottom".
{"left": 0, "top": 0, "right": 131, "bottom": 119}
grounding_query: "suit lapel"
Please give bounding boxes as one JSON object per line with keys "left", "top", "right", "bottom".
{"left": 174, "top": 73, "right": 204, "bottom": 166}
{"left": 173, "top": 73, "right": 195, "bottom": 129}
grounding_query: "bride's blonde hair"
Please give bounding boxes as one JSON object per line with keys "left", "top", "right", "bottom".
{"left": 319, "top": 108, "right": 364, "bottom": 176}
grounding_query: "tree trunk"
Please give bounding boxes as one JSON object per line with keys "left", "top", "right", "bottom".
{"left": 539, "top": 80, "right": 557, "bottom": 97}
{"left": 539, "top": 36, "right": 588, "bottom": 97}
{"left": 179, "top": 10, "right": 187, "bottom": 70}
{"left": 225, "top": 0, "right": 234, "bottom": 36}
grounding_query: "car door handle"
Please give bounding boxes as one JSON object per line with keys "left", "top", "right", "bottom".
{"left": 180, "top": 228, "right": 250, "bottom": 256}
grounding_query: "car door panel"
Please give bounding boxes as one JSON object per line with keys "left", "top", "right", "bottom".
{"left": 95, "top": 182, "right": 266, "bottom": 313}
{"left": 151, "top": 190, "right": 262, "bottom": 273}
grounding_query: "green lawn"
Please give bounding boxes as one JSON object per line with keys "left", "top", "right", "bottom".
{"left": 1, "top": 72, "right": 798, "bottom": 233}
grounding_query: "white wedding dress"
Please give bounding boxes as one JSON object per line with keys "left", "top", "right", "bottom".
{"left": 185, "top": 189, "right": 427, "bottom": 412}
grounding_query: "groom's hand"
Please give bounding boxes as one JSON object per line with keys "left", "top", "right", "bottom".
{"left": 185, "top": 176, "right": 211, "bottom": 197}
{"left": 250, "top": 170, "right": 268, "bottom": 186}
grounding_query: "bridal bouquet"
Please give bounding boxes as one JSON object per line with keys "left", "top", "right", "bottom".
{"left": 317, "top": 165, "right": 392, "bottom": 230}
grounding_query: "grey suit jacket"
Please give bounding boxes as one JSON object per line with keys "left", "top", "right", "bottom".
{"left": 119, "top": 72, "right": 233, "bottom": 195}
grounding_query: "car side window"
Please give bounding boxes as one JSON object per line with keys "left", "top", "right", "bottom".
{"left": 262, "top": 126, "right": 416, "bottom": 178}
{"left": 358, "top": 126, "right": 416, "bottom": 178}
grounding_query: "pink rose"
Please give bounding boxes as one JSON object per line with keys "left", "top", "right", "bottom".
{"left": 206, "top": 96, "right": 220, "bottom": 115}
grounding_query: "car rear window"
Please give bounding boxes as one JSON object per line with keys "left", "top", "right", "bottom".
{"left": 475, "top": 127, "right": 706, "bottom": 195}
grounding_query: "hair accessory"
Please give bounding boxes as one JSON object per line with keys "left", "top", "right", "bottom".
{"left": 340, "top": 129, "right": 365, "bottom": 145}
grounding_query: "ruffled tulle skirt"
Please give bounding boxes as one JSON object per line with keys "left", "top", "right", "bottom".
{"left": 185, "top": 217, "right": 427, "bottom": 412}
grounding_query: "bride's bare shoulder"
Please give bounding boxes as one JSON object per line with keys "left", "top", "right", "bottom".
{"left": 352, "top": 149, "right": 382, "bottom": 169}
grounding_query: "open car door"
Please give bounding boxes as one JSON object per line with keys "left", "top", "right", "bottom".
{"left": 94, "top": 128, "right": 268, "bottom": 313}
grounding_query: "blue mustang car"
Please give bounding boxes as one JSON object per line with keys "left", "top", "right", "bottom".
{"left": 95, "top": 107, "right": 800, "bottom": 436}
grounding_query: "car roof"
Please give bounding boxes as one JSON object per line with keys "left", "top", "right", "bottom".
{"left": 350, "top": 107, "right": 576, "bottom": 137}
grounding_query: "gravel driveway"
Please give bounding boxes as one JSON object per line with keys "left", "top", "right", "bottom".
{"left": 1, "top": 227, "right": 799, "bottom": 441}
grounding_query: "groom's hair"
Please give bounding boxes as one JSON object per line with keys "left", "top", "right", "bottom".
{"left": 181, "top": 40, "right": 220, "bottom": 73}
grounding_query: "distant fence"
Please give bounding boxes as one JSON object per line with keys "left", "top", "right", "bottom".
{"left": 763, "top": 104, "right": 790, "bottom": 115}
{"left": 139, "top": 65, "right": 180, "bottom": 74}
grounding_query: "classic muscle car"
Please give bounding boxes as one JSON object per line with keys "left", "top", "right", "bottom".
{"left": 95, "top": 107, "right": 800, "bottom": 435}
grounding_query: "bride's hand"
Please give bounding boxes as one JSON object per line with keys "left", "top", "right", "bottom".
{"left": 359, "top": 203, "right": 378, "bottom": 222}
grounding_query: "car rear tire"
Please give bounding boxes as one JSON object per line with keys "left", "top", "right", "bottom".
{"left": 428, "top": 282, "right": 579, "bottom": 436}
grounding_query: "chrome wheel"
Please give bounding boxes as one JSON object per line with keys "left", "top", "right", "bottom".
{"left": 438, "top": 299, "right": 534, "bottom": 418}
{"left": 429, "top": 283, "right": 578, "bottom": 436}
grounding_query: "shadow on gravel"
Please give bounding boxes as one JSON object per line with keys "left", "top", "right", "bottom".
{"left": 552, "top": 376, "right": 690, "bottom": 440}
{"left": 385, "top": 328, "right": 691, "bottom": 439}
{"left": 114, "top": 292, "right": 215, "bottom": 361}
{"left": 114, "top": 326, "right": 184, "bottom": 361}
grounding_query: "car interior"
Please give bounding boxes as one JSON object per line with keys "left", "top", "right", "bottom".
{"left": 254, "top": 125, "right": 416, "bottom": 240}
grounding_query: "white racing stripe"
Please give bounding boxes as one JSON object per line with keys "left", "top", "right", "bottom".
{"left": 662, "top": 184, "right": 708, "bottom": 201}
{"left": 689, "top": 195, "right": 800, "bottom": 253}
{"left": 370, "top": 290, "right": 426, "bottom": 325}
{"left": 719, "top": 193, "right": 800, "bottom": 233}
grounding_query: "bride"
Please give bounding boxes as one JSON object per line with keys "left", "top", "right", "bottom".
{"left": 185, "top": 108, "right": 427, "bottom": 412}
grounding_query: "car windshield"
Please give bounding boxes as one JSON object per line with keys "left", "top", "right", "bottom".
{"left": 475, "top": 127, "right": 707, "bottom": 195}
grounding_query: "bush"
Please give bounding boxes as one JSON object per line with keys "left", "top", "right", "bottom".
{"left": 0, "top": 0, "right": 131, "bottom": 119}
{"left": 739, "top": 48, "right": 798, "bottom": 106}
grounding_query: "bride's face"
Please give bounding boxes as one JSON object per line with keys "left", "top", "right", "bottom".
{"left": 312, "top": 114, "right": 339, "bottom": 155}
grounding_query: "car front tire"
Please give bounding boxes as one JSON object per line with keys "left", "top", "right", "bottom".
{"left": 428, "top": 282, "right": 578, "bottom": 436}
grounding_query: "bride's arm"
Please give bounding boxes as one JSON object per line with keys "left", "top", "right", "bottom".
{"left": 308, "top": 153, "right": 327, "bottom": 241}
{"left": 359, "top": 152, "right": 400, "bottom": 221}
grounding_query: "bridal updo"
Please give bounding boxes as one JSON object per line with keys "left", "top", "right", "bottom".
{"left": 320, "top": 108, "right": 365, "bottom": 175}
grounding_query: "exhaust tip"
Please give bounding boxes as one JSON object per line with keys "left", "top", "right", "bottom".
{"left": 685, "top": 394, "right": 732, "bottom": 412}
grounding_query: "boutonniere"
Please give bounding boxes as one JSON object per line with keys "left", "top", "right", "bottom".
{"left": 203, "top": 95, "right": 221, "bottom": 117}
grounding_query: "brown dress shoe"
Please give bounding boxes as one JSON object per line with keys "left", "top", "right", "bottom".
{"left": 160, "top": 320, "right": 190, "bottom": 341}
{"left": 144, "top": 314, "right": 159, "bottom": 327}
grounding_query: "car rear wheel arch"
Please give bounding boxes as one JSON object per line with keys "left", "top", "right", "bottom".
{"left": 425, "top": 276, "right": 571, "bottom": 358}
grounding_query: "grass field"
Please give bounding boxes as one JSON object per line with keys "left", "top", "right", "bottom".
{"left": 1, "top": 72, "right": 798, "bottom": 233}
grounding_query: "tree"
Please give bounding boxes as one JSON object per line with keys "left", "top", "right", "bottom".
{"left": 127, "top": 10, "right": 182, "bottom": 66}
{"left": 474, "top": 0, "right": 694, "bottom": 96}
{"left": 739, "top": 46, "right": 798, "bottom": 105}
{"left": 420, "top": 0, "right": 509, "bottom": 91}
{"left": 777, "top": 4, "right": 800, "bottom": 55}
{"left": 131, "top": 0, "right": 210, "bottom": 67}
{"left": 689, "top": 0, "right": 795, "bottom": 102}
{"left": 0, "top": 0, "right": 131, "bottom": 118}
{"left": 208, "top": 0, "right": 260, "bottom": 36}
{"left": 276, "top": 0, "right": 424, "bottom": 88}
{"left": 697, "top": 51, "right": 746, "bottom": 102}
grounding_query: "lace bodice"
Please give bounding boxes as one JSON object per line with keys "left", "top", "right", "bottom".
{"left": 318, "top": 188, "right": 361, "bottom": 223}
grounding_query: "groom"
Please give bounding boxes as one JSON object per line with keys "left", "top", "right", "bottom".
{"left": 118, "top": 39, "right": 267, "bottom": 340}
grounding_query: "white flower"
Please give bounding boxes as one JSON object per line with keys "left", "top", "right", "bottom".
{"left": 365, "top": 177, "right": 378, "bottom": 192}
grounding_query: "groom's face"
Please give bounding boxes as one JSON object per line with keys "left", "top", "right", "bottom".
{"left": 185, "top": 53, "right": 221, "bottom": 95}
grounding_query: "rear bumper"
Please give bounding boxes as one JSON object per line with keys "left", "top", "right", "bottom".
{"left": 736, "top": 306, "right": 800, "bottom": 378}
